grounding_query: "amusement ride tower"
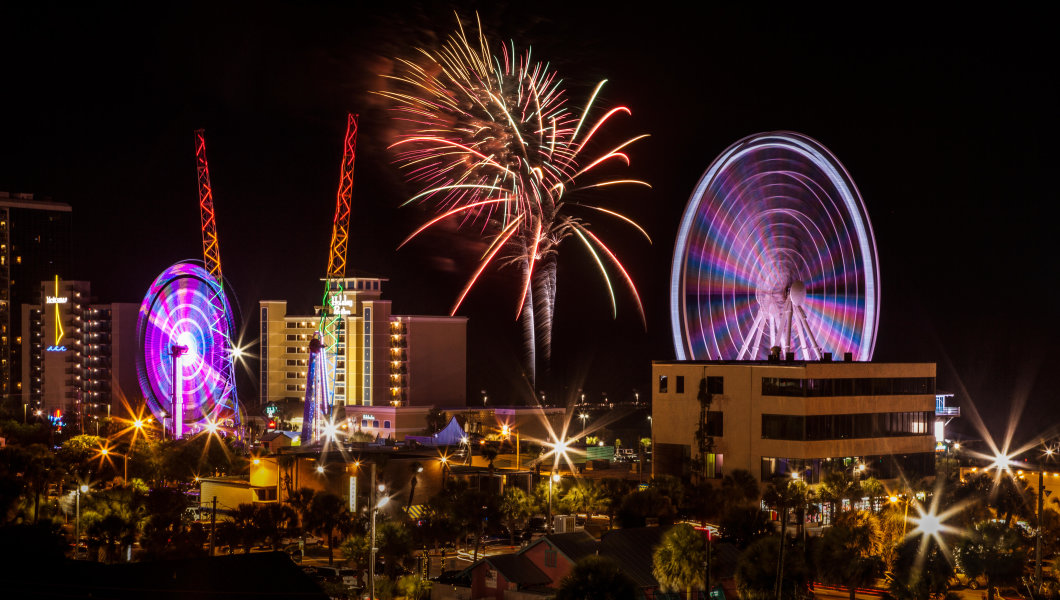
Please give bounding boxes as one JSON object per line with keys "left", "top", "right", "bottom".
{"left": 135, "top": 131, "right": 242, "bottom": 438}
{"left": 300, "top": 113, "right": 358, "bottom": 444}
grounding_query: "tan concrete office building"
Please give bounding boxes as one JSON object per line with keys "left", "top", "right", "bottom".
{"left": 260, "top": 276, "right": 466, "bottom": 413}
{"left": 652, "top": 359, "right": 936, "bottom": 483}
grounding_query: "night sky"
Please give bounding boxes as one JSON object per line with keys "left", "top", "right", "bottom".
{"left": 2, "top": 4, "right": 1056, "bottom": 445}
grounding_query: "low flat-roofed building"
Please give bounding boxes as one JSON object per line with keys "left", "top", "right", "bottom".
{"left": 440, "top": 406, "right": 566, "bottom": 443}
{"left": 652, "top": 358, "right": 936, "bottom": 484}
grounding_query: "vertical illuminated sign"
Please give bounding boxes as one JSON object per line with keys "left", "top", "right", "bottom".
{"left": 45, "top": 275, "right": 67, "bottom": 352}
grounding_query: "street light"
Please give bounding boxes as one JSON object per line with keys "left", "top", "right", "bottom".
{"left": 75, "top": 483, "right": 90, "bottom": 557}
{"left": 547, "top": 472, "right": 561, "bottom": 533}
{"left": 370, "top": 495, "right": 391, "bottom": 600}
{"left": 578, "top": 413, "right": 589, "bottom": 429}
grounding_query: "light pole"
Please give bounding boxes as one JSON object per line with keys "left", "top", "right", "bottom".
{"left": 1034, "top": 444, "right": 1056, "bottom": 591}
{"left": 547, "top": 472, "right": 560, "bottom": 533}
{"left": 75, "top": 483, "right": 89, "bottom": 558}
{"left": 370, "top": 494, "right": 389, "bottom": 600}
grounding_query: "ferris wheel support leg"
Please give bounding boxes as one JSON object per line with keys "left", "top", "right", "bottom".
{"left": 737, "top": 311, "right": 766, "bottom": 360}
{"left": 768, "top": 315, "right": 777, "bottom": 349}
{"left": 794, "top": 306, "right": 822, "bottom": 360}
{"left": 780, "top": 306, "right": 794, "bottom": 356}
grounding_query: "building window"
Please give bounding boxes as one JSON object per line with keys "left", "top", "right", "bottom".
{"left": 675, "top": 376, "right": 684, "bottom": 394}
{"left": 544, "top": 548, "right": 557, "bottom": 567}
{"left": 362, "top": 419, "right": 369, "bottom": 428}
{"left": 761, "top": 411, "right": 935, "bottom": 441}
{"left": 373, "top": 420, "right": 380, "bottom": 428}
{"left": 762, "top": 377, "right": 935, "bottom": 397}
{"left": 705, "top": 411, "right": 724, "bottom": 437}
{"left": 383, "top": 420, "right": 391, "bottom": 429}
{"left": 658, "top": 375, "right": 668, "bottom": 394}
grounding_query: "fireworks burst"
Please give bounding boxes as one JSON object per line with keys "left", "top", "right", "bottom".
{"left": 379, "top": 13, "right": 650, "bottom": 386}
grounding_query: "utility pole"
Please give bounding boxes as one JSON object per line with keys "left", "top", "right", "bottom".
{"left": 209, "top": 496, "right": 217, "bottom": 556}
{"left": 775, "top": 505, "right": 786, "bottom": 600}
{"left": 1036, "top": 468, "right": 1044, "bottom": 590}
{"left": 370, "top": 463, "right": 377, "bottom": 600}
{"left": 705, "top": 529, "right": 712, "bottom": 600}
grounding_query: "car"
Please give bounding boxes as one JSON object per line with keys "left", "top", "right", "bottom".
{"left": 310, "top": 566, "right": 342, "bottom": 584}
{"left": 339, "top": 568, "right": 360, "bottom": 588}
{"left": 528, "top": 517, "right": 547, "bottom": 533}
{"left": 951, "top": 572, "right": 988, "bottom": 590}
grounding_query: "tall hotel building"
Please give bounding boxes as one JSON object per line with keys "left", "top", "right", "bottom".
{"left": 20, "top": 278, "right": 138, "bottom": 425}
{"left": 0, "top": 193, "right": 72, "bottom": 402}
{"left": 652, "top": 358, "right": 936, "bottom": 484}
{"left": 260, "top": 276, "right": 467, "bottom": 411}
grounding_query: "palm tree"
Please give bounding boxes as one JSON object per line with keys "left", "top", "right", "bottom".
{"left": 735, "top": 536, "right": 811, "bottom": 600}
{"left": 287, "top": 487, "right": 316, "bottom": 551}
{"left": 88, "top": 512, "right": 137, "bottom": 563}
{"left": 499, "top": 486, "right": 534, "bottom": 545}
{"left": 815, "top": 510, "right": 883, "bottom": 600}
{"left": 762, "top": 478, "right": 806, "bottom": 598}
{"left": 818, "top": 469, "right": 860, "bottom": 521}
{"left": 956, "top": 520, "right": 1027, "bottom": 600}
{"left": 558, "top": 555, "right": 638, "bottom": 600}
{"left": 721, "top": 469, "right": 760, "bottom": 510}
{"left": 889, "top": 535, "right": 954, "bottom": 600}
{"left": 653, "top": 523, "right": 707, "bottom": 599}
{"left": 252, "top": 502, "right": 296, "bottom": 551}
{"left": 860, "top": 477, "right": 885, "bottom": 512}
{"left": 305, "top": 491, "right": 352, "bottom": 565}
{"left": 340, "top": 534, "right": 371, "bottom": 587}
{"left": 377, "top": 520, "right": 414, "bottom": 578}
{"left": 232, "top": 503, "right": 261, "bottom": 553}
{"left": 598, "top": 478, "right": 634, "bottom": 530}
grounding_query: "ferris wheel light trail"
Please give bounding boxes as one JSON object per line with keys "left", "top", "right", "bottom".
{"left": 137, "top": 261, "right": 240, "bottom": 438}
{"left": 671, "top": 132, "right": 879, "bottom": 361}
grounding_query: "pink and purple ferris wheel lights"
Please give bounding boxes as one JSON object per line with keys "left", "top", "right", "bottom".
{"left": 671, "top": 132, "right": 879, "bottom": 362}
{"left": 136, "top": 261, "right": 239, "bottom": 436}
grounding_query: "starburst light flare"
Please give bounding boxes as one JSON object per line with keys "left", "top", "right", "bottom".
{"left": 379, "top": 12, "right": 650, "bottom": 385}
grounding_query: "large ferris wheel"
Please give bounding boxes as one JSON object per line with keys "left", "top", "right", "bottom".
{"left": 671, "top": 132, "right": 880, "bottom": 362}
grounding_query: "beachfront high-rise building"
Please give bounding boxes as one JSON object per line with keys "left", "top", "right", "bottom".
{"left": 0, "top": 192, "right": 72, "bottom": 403}
{"left": 260, "top": 276, "right": 466, "bottom": 416}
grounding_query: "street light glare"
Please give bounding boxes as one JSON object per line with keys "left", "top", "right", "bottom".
{"left": 991, "top": 451, "right": 1013, "bottom": 471}
{"left": 916, "top": 512, "right": 942, "bottom": 536}
{"left": 79, "top": 484, "right": 89, "bottom": 493}
{"left": 377, "top": 496, "right": 390, "bottom": 508}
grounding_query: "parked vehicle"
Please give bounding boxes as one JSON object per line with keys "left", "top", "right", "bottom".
{"left": 950, "top": 572, "right": 988, "bottom": 590}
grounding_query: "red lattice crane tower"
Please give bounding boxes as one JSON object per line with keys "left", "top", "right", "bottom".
{"left": 326, "top": 113, "right": 358, "bottom": 280}
{"left": 195, "top": 129, "right": 223, "bottom": 282}
{"left": 301, "top": 113, "right": 359, "bottom": 444}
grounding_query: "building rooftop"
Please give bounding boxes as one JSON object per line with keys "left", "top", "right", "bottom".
{"left": 481, "top": 554, "right": 551, "bottom": 586}
{"left": 652, "top": 358, "right": 932, "bottom": 366}
{"left": 0, "top": 191, "right": 71, "bottom": 211}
